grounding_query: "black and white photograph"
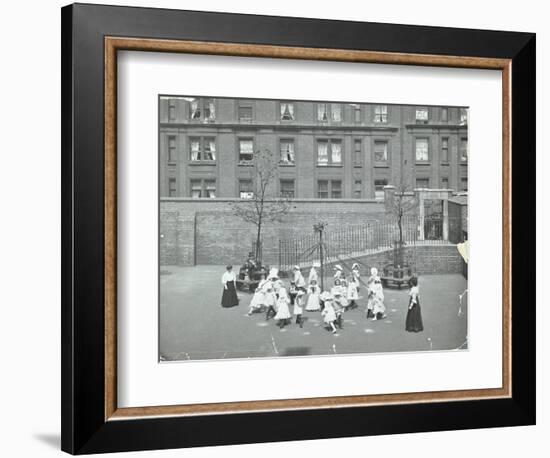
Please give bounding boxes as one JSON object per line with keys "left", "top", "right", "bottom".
{"left": 158, "top": 96, "right": 469, "bottom": 361}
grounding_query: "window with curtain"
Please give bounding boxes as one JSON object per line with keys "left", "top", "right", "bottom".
{"left": 280, "top": 139, "right": 295, "bottom": 164}
{"left": 317, "top": 103, "right": 328, "bottom": 121}
{"left": 239, "top": 180, "right": 254, "bottom": 199}
{"left": 460, "top": 108, "right": 468, "bottom": 125}
{"left": 239, "top": 139, "right": 254, "bottom": 162}
{"left": 204, "top": 99, "right": 215, "bottom": 121}
{"left": 460, "top": 137, "right": 468, "bottom": 161}
{"left": 190, "top": 139, "right": 201, "bottom": 161}
{"left": 374, "top": 140, "right": 388, "bottom": 162}
{"left": 331, "top": 140, "right": 342, "bottom": 164}
{"left": 415, "top": 138, "right": 429, "bottom": 161}
{"left": 204, "top": 138, "right": 216, "bottom": 161}
{"left": 331, "top": 104, "right": 342, "bottom": 122}
{"left": 190, "top": 100, "right": 201, "bottom": 119}
{"left": 317, "top": 141, "right": 328, "bottom": 165}
{"left": 280, "top": 102, "right": 295, "bottom": 120}
{"left": 374, "top": 105, "right": 388, "bottom": 123}
{"left": 205, "top": 180, "right": 216, "bottom": 198}
{"left": 415, "top": 107, "right": 429, "bottom": 122}
{"left": 190, "top": 179, "right": 202, "bottom": 198}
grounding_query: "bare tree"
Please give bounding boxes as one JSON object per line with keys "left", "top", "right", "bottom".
{"left": 229, "top": 149, "right": 291, "bottom": 264}
{"left": 384, "top": 180, "right": 418, "bottom": 266}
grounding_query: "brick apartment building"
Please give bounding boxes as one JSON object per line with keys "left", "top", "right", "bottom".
{"left": 158, "top": 96, "right": 468, "bottom": 267}
{"left": 159, "top": 96, "right": 468, "bottom": 200}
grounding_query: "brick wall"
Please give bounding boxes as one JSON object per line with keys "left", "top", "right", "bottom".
{"left": 321, "top": 244, "right": 463, "bottom": 276}
{"left": 160, "top": 198, "right": 386, "bottom": 266}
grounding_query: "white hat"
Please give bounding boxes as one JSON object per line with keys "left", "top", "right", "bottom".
{"left": 352, "top": 263, "right": 359, "bottom": 269}
{"left": 370, "top": 267, "right": 378, "bottom": 276}
{"left": 334, "top": 264, "right": 343, "bottom": 271}
{"left": 312, "top": 261, "right": 320, "bottom": 268}
{"left": 293, "top": 265, "right": 300, "bottom": 271}
{"left": 267, "top": 267, "right": 279, "bottom": 279}
{"left": 320, "top": 291, "right": 333, "bottom": 301}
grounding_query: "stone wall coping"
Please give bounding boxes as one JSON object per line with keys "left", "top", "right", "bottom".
{"left": 161, "top": 197, "right": 383, "bottom": 204}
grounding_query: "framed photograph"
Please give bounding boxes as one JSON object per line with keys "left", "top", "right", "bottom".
{"left": 61, "top": 3, "right": 536, "bottom": 454}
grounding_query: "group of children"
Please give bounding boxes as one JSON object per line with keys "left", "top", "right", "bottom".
{"left": 247, "top": 262, "right": 393, "bottom": 334}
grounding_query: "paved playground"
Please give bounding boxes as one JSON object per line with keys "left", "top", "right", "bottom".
{"left": 159, "top": 265, "right": 468, "bottom": 361}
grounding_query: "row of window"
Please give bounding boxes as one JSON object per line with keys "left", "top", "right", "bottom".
{"left": 167, "top": 136, "right": 468, "bottom": 164}
{"left": 167, "top": 177, "right": 467, "bottom": 198}
{"left": 168, "top": 98, "right": 468, "bottom": 125}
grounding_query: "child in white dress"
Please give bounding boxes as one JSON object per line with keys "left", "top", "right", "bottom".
{"left": 274, "top": 287, "right": 291, "bottom": 328}
{"left": 294, "top": 289, "right": 305, "bottom": 328}
{"left": 305, "top": 280, "right": 321, "bottom": 311}
{"left": 321, "top": 295, "right": 338, "bottom": 334}
{"left": 346, "top": 274, "right": 359, "bottom": 310}
{"left": 247, "top": 274, "right": 268, "bottom": 315}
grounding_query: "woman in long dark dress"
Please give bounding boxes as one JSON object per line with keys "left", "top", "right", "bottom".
{"left": 405, "top": 276, "right": 423, "bottom": 332}
{"left": 221, "top": 265, "right": 239, "bottom": 308}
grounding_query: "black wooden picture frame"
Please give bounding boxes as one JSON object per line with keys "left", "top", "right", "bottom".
{"left": 61, "top": 3, "right": 535, "bottom": 454}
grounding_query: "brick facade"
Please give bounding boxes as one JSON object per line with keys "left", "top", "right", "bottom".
{"left": 159, "top": 96, "right": 468, "bottom": 199}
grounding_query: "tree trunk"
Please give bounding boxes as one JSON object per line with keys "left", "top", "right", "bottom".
{"left": 255, "top": 220, "right": 262, "bottom": 265}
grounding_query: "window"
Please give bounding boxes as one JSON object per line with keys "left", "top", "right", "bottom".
{"left": 317, "top": 103, "right": 341, "bottom": 122}
{"left": 189, "top": 98, "right": 215, "bottom": 121}
{"left": 317, "top": 180, "right": 342, "bottom": 199}
{"left": 441, "top": 177, "right": 449, "bottom": 189}
{"left": 331, "top": 104, "right": 342, "bottom": 122}
{"left": 280, "top": 139, "right": 295, "bottom": 164}
{"left": 205, "top": 180, "right": 216, "bottom": 198}
{"left": 239, "top": 180, "right": 254, "bottom": 199}
{"left": 460, "top": 137, "right": 468, "bottom": 161}
{"left": 374, "top": 179, "right": 387, "bottom": 200}
{"left": 190, "top": 179, "right": 202, "bottom": 198}
{"left": 441, "top": 107, "right": 448, "bottom": 122}
{"left": 374, "top": 105, "right": 388, "bottom": 123}
{"left": 168, "top": 100, "right": 176, "bottom": 121}
{"left": 415, "top": 138, "right": 429, "bottom": 162}
{"left": 354, "top": 139, "right": 362, "bottom": 166}
{"left": 416, "top": 178, "right": 430, "bottom": 189}
{"left": 168, "top": 136, "right": 177, "bottom": 162}
{"left": 190, "top": 179, "right": 216, "bottom": 198}
{"left": 415, "top": 107, "right": 429, "bottom": 123}
{"left": 317, "top": 139, "right": 342, "bottom": 166}
{"left": 280, "top": 102, "right": 295, "bottom": 121}
{"left": 317, "top": 103, "right": 328, "bottom": 121}
{"left": 168, "top": 178, "right": 177, "bottom": 197}
{"left": 460, "top": 108, "right": 468, "bottom": 125}
{"left": 353, "top": 105, "right": 362, "bottom": 123}
{"left": 460, "top": 177, "right": 468, "bottom": 191}
{"left": 317, "top": 180, "right": 329, "bottom": 199}
{"left": 374, "top": 140, "right": 388, "bottom": 163}
{"left": 353, "top": 180, "right": 362, "bottom": 198}
{"left": 280, "top": 180, "right": 295, "bottom": 198}
{"left": 238, "top": 104, "right": 253, "bottom": 122}
{"left": 239, "top": 139, "right": 254, "bottom": 162}
{"left": 331, "top": 181, "right": 342, "bottom": 198}
{"left": 441, "top": 137, "right": 449, "bottom": 162}
{"left": 189, "top": 137, "right": 216, "bottom": 162}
